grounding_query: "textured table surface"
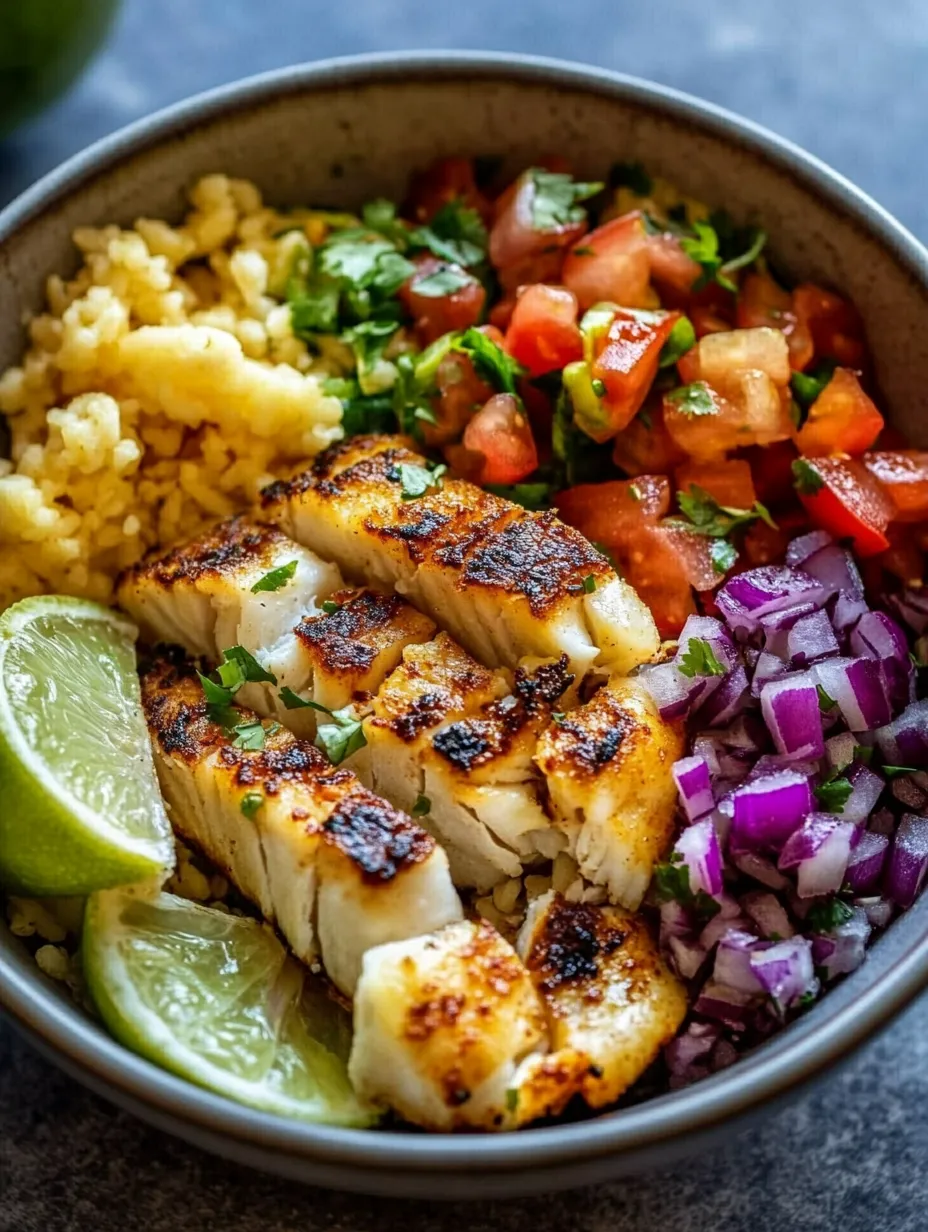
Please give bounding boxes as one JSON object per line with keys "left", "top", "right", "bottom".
{"left": 2, "top": 2, "right": 928, "bottom": 1228}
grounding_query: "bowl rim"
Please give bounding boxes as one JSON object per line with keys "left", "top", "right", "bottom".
{"left": 2, "top": 48, "right": 928, "bottom": 1178}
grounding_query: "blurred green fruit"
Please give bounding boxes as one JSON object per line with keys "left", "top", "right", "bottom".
{"left": 0, "top": 0, "right": 121, "bottom": 137}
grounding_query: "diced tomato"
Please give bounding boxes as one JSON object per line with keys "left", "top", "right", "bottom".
{"left": 646, "top": 230, "right": 702, "bottom": 298}
{"left": 795, "top": 455, "right": 893, "bottom": 556}
{"left": 619, "top": 526, "right": 700, "bottom": 638}
{"left": 584, "top": 308, "right": 680, "bottom": 441}
{"left": 398, "top": 255, "right": 485, "bottom": 345}
{"left": 736, "top": 272, "right": 814, "bottom": 371}
{"left": 561, "top": 212, "right": 653, "bottom": 311}
{"left": 674, "top": 458, "right": 757, "bottom": 509}
{"left": 489, "top": 171, "right": 588, "bottom": 291}
{"left": 793, "top": 283, "right": 867, "bottom": 368}
{"left": 794, "top": 367, "right": 884, "bottom": 458}
{"left": 863, "top": 450, "right": 928, "bottom": 522}
{"left": 877, "top": 525, "right": 925, "bottom": 586}
{"left": 688, "top": 327, "right": 792, "bottom": 393}
{"left": 406, "top": 157, "right": 491, "bottom": 223}
{"left": 461, "top": 392, "right": 538, "bottom": 485}
{"left": 691, "top": 304, "right": 733, "bottom": 338}
{"left": 425, "top": 351, "right": 495, "bottom": 447}
{"left": 555, "top": 475, "right": 672, "bottom": 541}
{"left": 504, "top": 284, "right": 583, "bottom": 377}
{"left": 612, "top": 400, "right": 686, "bottom": 476}
{"left": 743, "top": 439, "right": 800, "bottom": 508}
{"left": 687, "top": 282, "right": 736, "bottom": 338}
{"left": 741, "top": 519, "right": 796, "bottom": 568}
{"left": 518, "top": 378, "right": 554, "bottom": 465}
{"left": 489, "top": 295, "right": 517, "bottom": 331}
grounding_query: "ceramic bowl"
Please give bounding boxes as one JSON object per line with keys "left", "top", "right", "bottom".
{"left": 2, "top": 51, "right": 928, "bottom": 1200}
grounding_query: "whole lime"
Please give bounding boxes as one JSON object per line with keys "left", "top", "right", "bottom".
{"left": 0, "top": 0, "right": 121, "bottom": 138}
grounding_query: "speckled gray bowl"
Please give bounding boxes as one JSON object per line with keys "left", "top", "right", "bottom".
{"left": 2, "top": 52, "right": 928, "bottom": 1201}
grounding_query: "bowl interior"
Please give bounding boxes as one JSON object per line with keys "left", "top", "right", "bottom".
{"left": 2, "top": 55, "right": 928, "bottom": 1185}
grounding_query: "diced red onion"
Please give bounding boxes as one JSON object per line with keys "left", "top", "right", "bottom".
{"left": 890, "top": 587, "right": 928, "bottom": 635}
{"left": 813, "top": 656, "right": 891, "bottom": 732}
{"left": 760, "top": 601, "right": 817, "bottom": 658}
{"left": 659, "top": 898, "right": 692, "bottom": 945}
{"left": 699, "top": 905, "right": 750, "bottom": 953}
{"left": 676, "top": 615, "right": 740, "bottom": 673}
{"left": 674, "top": 817, "right": 724, "bottom": 897}
{"left": 730, "top": 769, "right": 812, "bottom": 852}
{"left": 886, "top": 813, "right": 928, "bottom": 908}
{"left": 842, "top": 763, "right": 886, "bottom": 826}
{"left": 665, "top": 1021, "right": 719, "bottom": 1084}
{"left": 673, "top": 755, "right": 715, "bottom": 823}
{"left": 748, "top": 936, "right": 816, "bottom": 1008}
{"left": 641, "top": 660, "right": 707, "bottom": 721}
{"left": 786, "top": 530, "right": 833, "bottom": 567}
{"left": 810, "top": 907, "right": 871, "bottom": 979}
{"left": 802, "top": 544, "right": 864, "bottom": 598}
{"left": 713, "top": 929, "right": 763, "bottom": 994}
{"left": 719, "top": 565, "right": 827, "bottom": 617}
{"left": 711, "top": 1039, "right": 740, "bottom": 1070}
{"left": 691, "top": 734, "right": 723, "bottom": 779}
{"left": 760, "top": 673, "right": 825, "bottom": 760}
{"left": 741, "top": 890, "right": 794, "bottom": 939}
{"left": 698, "top": 665, "right": 750, "bottom": 727}
{"left": 875, "top": 698, "right": 928, "bottom": 766}
{"left": 732, "top": 849, "right": 790, "bottom": 889}
{"left": 844, "top": 830, "right": 889, "bottom": 894}
{"left": 668, "top": 934, "right": 709, "bottom": 980}
{"left": 853, "top": 895, "right": 894, "bottom": 929}
{"left": 751, "top": 651, "right": 791, "bottom": 698}
{"left": 830, "top": 592, "right": 870, "bottom": 637}
{"left": 824, "top": 731, "right": 856, "bottom": 772}
{"left": 851, "top": 610, "right": 915, "bottom": 711}
{"left": 787, "top": 609, "right": 840, "bottom": 666}
{"left": 778, "top": 813, "right": 855, "bottom": 897}
{"left": 693, "top": 979, "right": 755, "bottom": 1029}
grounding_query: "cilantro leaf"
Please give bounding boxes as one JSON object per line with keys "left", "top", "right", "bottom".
{"left": 680, "top": 218, "right": 765, "bottom": 293}
{"left": 360, "top": 198, "right": 409, "bottom": 247}
{"left": 677, "top": 637, "right": 727, "bottom": 678}
{"left": 580, "top": 574, "right": 597, "bottom": 593}
{"left": 342, "top": 319, "right": 400, "bottom": 396}
{"left": 197, "top": 672, "right": 238, "bottom": 727}
{"left": 666, "top": 381, "right": 716, "bottom": 417}
{"left": 883, "top": 765, "right": 920, "bottom": 779}
{"left": 251, "top": 560, "right": 299, "bottom": 594}
{"left": 454, "top": 327, "right": 525, "bottom": 394}
{"left": 658, "top": 316, "right": 696, "bottom": 368}
{"left": 609, "top": 161, "right": 653, "bottom": 196}
{"left": 321, "top": 600, "right": 341, "bottom": 615}
{"left": 333, "top": 385, "right": 398, "bottom": 437}
{"left": 854, "top": 744, "right": 874, "bottom": 765}
{"left": 411, "top": 794, "right": 431, "bottom": 818}
{"left": 409, "top": 265, "right": 475, "bottom": 298}
{"left": 817, "top": 683, "right": 837, "bottom": 712}
{"left": 813, "top": 774, "right": 853, "bottom": 812}
{"left": 409, "top": 199, "right": 488, "bottom": 268}
{"left": 651, "top": 859, "right": 721, "bottom": 922}
{"left": 315, "top": 707, "right": 367, "bottom": 765}
{"left": 528, "top": 169, "right": 604, "bottom": 231}
{"left": 790, "top": 360, "right": 838, "bottom": 412}
{"left": 221, "top": 645, "right": 277, "bottom": 686}
{"left": 278, "top": 687, "right": 331, "bottom": 712}
{"left": 667, "top": 484, "right": 777, "bottom": 541}
{"left": 289, "top": 284, "right": 341, "bottom": 337}
{"left": 551, "top": 384, "right": 612, "bottom": 487}
{"left": 230, "top": 720, "right": 268, "bottom": 751}
{"left": 505, "top": 1087, "right": 520, "bottom": 1113}
{"left": 484, "top": 482, "right": 551, "bottom": 511}
{"left": 240, "top": 791, "right": 264, "bottom": 820}
{"left": 792, "top": 458, "right": 825, "bottom": 496}
{"left": 709, "top": 537, "right": 738, "bottom": 575}
{"left": 316, "top": 228, "right": 416, "bottom": 324}
{"left": 391, "top": 460, "right": 447, "bottom": 501}
{"left": 805, "top": 897, "right": 854, "bottom": 933}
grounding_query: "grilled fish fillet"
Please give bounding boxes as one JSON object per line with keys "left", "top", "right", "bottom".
{"left": 140, "top": 650, "right": 462, "bottom": 996}
{"left": 515, "top": 892, "right": 688, "bottom": 1114}
{"left": 118, "top": 517, "right": 435, "bottom": 741}
{"left": 366, "top": 634, "right": 571, "bottom": 891}
{"left": 349, "top": 895, "right": 686, "bottom": 1129}
{"left": 534, "top": 677, "right": 684, "bottom": 910}
{"left": 261, "top": 435, "right": 659, "bottom": 679}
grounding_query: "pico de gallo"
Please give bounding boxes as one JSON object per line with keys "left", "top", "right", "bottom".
{"left": 279, "top": 156, "right": 927, "bottom": 642}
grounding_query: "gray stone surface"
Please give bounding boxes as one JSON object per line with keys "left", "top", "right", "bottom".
{"left": 2, "top": 1, "right": 927, "bottom": 1227}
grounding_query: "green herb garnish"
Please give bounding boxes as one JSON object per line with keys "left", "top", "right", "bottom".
{"left": 813, "top": 775, "right": 853, "bottom": 813}
{"left": 677, "top": 637, "right": 727, "bottom": 679}
{"left": 883, "top": 765, "right": 920, "bottom": 779}
{"left": 411, "top": 794, "right": 431, "bottom": 818}
{"left": 792, "top": 458, "right": 826, "bottom": 496}
{"left": 454, "top": 327, "right": 524, "bottom": 395}
{"left": 251, "top": 560, "right": 299, "bottom": 594}
{"left": 240, "top": 791, "right": 264, "bottom": 819}
{"left": 230, "top": 721, "right": 268, "bottom": 751}
{"left": 411, "top": 199, "right": 488, "bottom": 268}
{"left": 651, "top": 859, "right": 721, "bottom": 923}
{"left": 680, "top": 219, "right": 766, "bottom": 293}
{"left": 528, "top": 169, "right": 604, "bottom": 231}
{"left": 410, "top": 265, "right": 475, "bottom": 298}
{"left": 708, "top": 538, "right": 738, "bottom": 575}
{"left": 658, "top": 316, "right": 696, "bottom": 368}
{"left": 790, "top": 359, "right": 838, "bottom": 412}
{"left": 277, "top": 686, "right": 330, "bottom": 712}
{"left": 321, "top": 600, "right": 341, "bottom": 615}
{"left": 315, "top": 707, "right": 367, "bottom": 765}
{"left": 392, "top": 460, "right": 447, "bottom": 501}
{"left": 221, "top": 645, "right": 277, "bottom": 686}
{"left": 816, "top": 684, "right": 838, "bottom": 713}
{"left": 666, "top": 484, "right": 776, "bottom": 541}
{"left": 805, "top": 897, "right": 854, "bottom": 933}
{"left": 342, "top": 319, "right": 400, "bottom": 395}
{"left": 666, "top": 381, "right": 716, "bottom": 417}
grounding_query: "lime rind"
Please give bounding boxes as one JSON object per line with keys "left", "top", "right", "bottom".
{"left": 83, "top": 889, "right": 376, "bottom": 1127}
{"left": 0, "top": 595, "right": 174, "bottom": 895}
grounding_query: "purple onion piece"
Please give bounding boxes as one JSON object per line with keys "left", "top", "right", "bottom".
{"left": 697, "top": 664, "right": 750, "bottom": 727}
{"left": 845, "top": 830, "right": 890, "bottom": 894}
{"left": 830, "top": 592, "right": 870, "bottom": 637}
{"left": 675, "top": 615, "right": 740, "bottom": 674}
{"left": 748, "top": 937, "right": 816, "bottom": 1008}
{"left": 713, "top": 929, "right": 763, "bottom": 994}
{"left": 785, "top": 530, "right": 833, "bottom": 567}
{"left": 668, "top": 935, "right": 709, "bottom": 980}
{"left": 810, "top": 907, "right": 871, "bottom": 979}
{"left": 719, "top": 565, "right": 827, "bottom": 619}
{"left": 641, "top": 660, "right": 710, "bottom": 721}
{"left": 751, "top": 650, "right": 791, "bottom": 698}
{"left": 741, "top": 890, "right": 794, "bottom": 939}
{"left": 693, "top": 979, "right": 756, "bottom": 1029}
{"left": 699, "top": 908, "right": 751, "bottom": 953}
{"left": 778, "top": 813, "right": 855, "bottom": 898}
{"left": 673, "top": 817, "right": 724, "bottom": 898}
{"left": 673, "top": 755, "right": 715, "bottom": 823}
{"left": 813, "top": 656, "right": 892, "bottom": 732}
{"left": 875, "top": 698, "right": 928, "bottom": 765}
{"left": 890, "top": 588, "right": 928, "bottom": 635}
{"left": 854, "top": 896, "right": 894, "bottom": 929}
{"left": 842, "top": 762, "right": 886, "bottom": 826}
{"left": 664, "top": 1021, "right": 719, "bottom": 1084}
{"left": 730, "top": 769, "right": 813, "bottom": 852}
{"left": 787, "top": 609, "right": 840, "bottom": 666}
{"left": 760, "top": 601, "right": 817, "bottom": 659}
{"left": 851, "top": 610, "right": 916, "bottom": 712}
{"left": 760, "top": 672, "right": 825, "bottom": 760}
{"left": 886, "top": 813, "right": 928, "bottom": 908}
{"left": 802, "top": 544, "right": 864, "bottom": 598}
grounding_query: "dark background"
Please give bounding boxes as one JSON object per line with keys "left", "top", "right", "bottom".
{"left": 2, "top": 2, "right": 927, "bottom": 1229}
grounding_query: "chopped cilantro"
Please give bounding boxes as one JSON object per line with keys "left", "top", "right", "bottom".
{"left": 277, "top": 687, "right": 331, "bottom": 712}
{"left": 666, "top": 484, "right": 776, "bottom": 541}
{"left": 342, "top": 319, "right": 400, "bottom": 395}
{"left": 651, "top": 859, "right": 721, "bottom": 922}
{"left": 797, "top": 989, "right": 818, "bottom": 1008}
{"left": 591, "top": 377, "right": 607, "bottom": 397}
{"left": 315, "top": 227, "right": 415, "bottom": 324}
{"left": 572, "top": 245, "right": 595, "bottom": 257}
{"left": 410, "top": 265, "right": 475, "bottom": 298}
{"left": 321, "top": 600, "right": 341, "bottom": 615}
{"left": 551, "top": 711, "right": 567, "bottom": 725}
{"left": 708, "top": 537, "right": 738, "bottom": 575}
{"left": 805, "top": 897, "right": 854, "bottom": 933}
{"left": 315, "top": 707, "right": 367, "bottom": 765}
{"left": 854, "top": 744, "right": 874, "bottom": 765}
{"left": 551, "top": 385, "right": 613, "bottom": 487}
{"left": 197, "top": 671, "right": 238, "bottom": 727}
{"left": 677, "top": 637, "right": 727, "bottom": 678}
{"left": 240, "top": 791, "right": 264, "bottom": 820}
{"left": 813, "top": 774, "right": 853, "bottom": 812}
{"left": 581, "top": 574, "right": 597, "bottom": 593}
{"left": 221, "top": 645, "right": 277, "bottom": 686}
{"left": 289, "top": 284, "right": 341, "bottom": 337}
{"left": 658, "top": 316, "right": 696, "bottom": 368}
{"left": 391, "top": 460, "right": 447, "bottom": 501}
{"left": 230, "top": 721, "right": 268, "bottom": 751}
{"left": 528, "top": 169, "right": 604, "bottom": 231}
{"left": 792, "top": 458, "right": 825, "bottom": 496}
{"left": 629, "top": 483, "right": 642, "bottom": 502}
{"left": 454, "top": 327, "right": 524, "bottom": 394}
{"left": 790, "top": 359, "right": 837, "bottom": 412}
{"left": 666, "top": 381, "right": 716, "bottom": 417}
{"left": 505, "top": 1087, "right": 520, "bottom": 1113}
{"left": 816, "top": 684, "right": 838, "bottom": 712}
{"left": 680, "top": 219, "right": 765, "bottom": 293}
{"left": 410, "top": 199, "right": 488, "bottom": 268}
{"left": 411, "top": 794, "right": 431, "bottom": 818}
{"left": 360, "top": 198, "right": 409, "bottom": 247}
{"left": 251, "top": 560, "right": 299, "bottom": 594}
{"left": 484, "top": 482, "right": 551, "bottom": 511}
{"left": 390, "top": 353, "right": 440, "bottom": 440}
{"left": 883, "top": 765, "right": 920, "bottom": 779}
{"left": 338, "top": 389, "right": 398, "bottom": 437}
{"left": 609, "top": 161, "right": 653, "bottom": 196}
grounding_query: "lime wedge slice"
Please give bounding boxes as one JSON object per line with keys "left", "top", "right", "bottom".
{"left": 0, "top": 596, "right": 174, "bottom": 895}
{"left": 83, "top": 889, "right": 376, "bottom": 1127}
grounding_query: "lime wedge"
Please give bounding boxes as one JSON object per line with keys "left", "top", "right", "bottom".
{"left": 0, "top": 596, "right": 174, "bottom": 895}
{"left": 83, "top": 889, "right": 376, "bottom": 1127}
